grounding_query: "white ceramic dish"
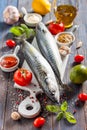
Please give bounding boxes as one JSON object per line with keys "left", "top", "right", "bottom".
{"left": 59, "top": 45, "right": 71, "bottom": 56}
{"left": 21, "top": 7, "right": 42, "bottom": 27}
{"left": 0, "top": 45, "right": 20, "bottom": 72}
{"left": 55, "top": 32, "right": 75, "bottom": 47}
{"left": 24, "top": 13, "right": 42, "bottom": 27}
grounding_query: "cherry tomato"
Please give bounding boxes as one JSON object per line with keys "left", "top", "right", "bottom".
{"left": 48, "top": 22, "right": 65, "bottom": 35}
{"left": 78, "top": 93, "right": 87, "bottom": 101}
{"left": 14, "top": 68, "right": 32, "bottom": 86}
{"left": 33, "top": 117, "right": 46, "bottom": 128}
{"left": 6, "top": 39, "right": 16, "bottom": 48}
{"left": 74, "top": 54, "right": 84, "bottom": 63}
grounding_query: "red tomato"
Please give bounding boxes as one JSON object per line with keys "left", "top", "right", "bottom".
{"left": 78, "top": 93, "right": 87, "bottom": 101}
{"left": 6, "top": 39, "right": 16, "bottom": 48}
{"left": 48, "top": 22, "right": 65, "bottom": 35}
{"left": 14, "top": 68, "right": 32, "bottom": 86}
{"left": 33, "top": 117, "right": 46, "bottom": 128}
{"left": 74, "top": 54, "right": 84, "bottom": 63}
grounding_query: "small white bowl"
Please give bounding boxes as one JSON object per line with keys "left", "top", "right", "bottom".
{"left": 24, "top": 13, "right": 42, "bottom": 27}
{"left": 0, "top": 55, "right": 19, "bottom": 72}
{"left": 55, "top": 32, "right": 75, "bottom": 47}
{"left": 59, "top": 45, "right": 71, "bottom": 56}
{"left": 0, "top": 46, "right": 20, "bottom": 72}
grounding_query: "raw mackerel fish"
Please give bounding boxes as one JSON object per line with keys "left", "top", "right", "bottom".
{"left": 36, "top": 22, "right": 64, "bottom": 88}
{"left": 21, "top": 40, "right": 60, "bottom": 103}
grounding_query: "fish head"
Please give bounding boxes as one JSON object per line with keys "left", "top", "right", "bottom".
{"left": 44, "top": 76, "right": 60, "bottom": 103}
{"left": 36, "top": 22, "right": 48, "bottom": 37}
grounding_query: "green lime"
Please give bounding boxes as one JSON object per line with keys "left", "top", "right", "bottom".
{"left": 70, "top": 64, "right": 87, "bottom": 84}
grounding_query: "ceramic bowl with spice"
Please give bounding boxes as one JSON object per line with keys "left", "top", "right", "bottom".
{"left": 59, "top": 45, "right": 71, "bottom": 56}
{"left": 21, "top": 7, "right": 42, "bottom": 27}
{"left": 0, "top": 45, "right": 20, "bottom": 72}
{"left": 55, "top": 32, "right": 75, "bottom": 47}
{"left": 24, "top": 13, "right": 42, "bottom": 27}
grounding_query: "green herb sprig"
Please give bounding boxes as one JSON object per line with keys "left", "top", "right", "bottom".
{"left": 46, "top": 101, "right": 77, "bottom": 124}
{"left": 10, "top": 24, "right": 35, "bottom": 39}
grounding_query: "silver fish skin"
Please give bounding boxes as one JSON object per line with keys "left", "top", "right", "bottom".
{"left": 36, "top": 22, "right": 63, "bottom": 85}
{"left": 21, "top": 40, "right": 60, "bottom": 103}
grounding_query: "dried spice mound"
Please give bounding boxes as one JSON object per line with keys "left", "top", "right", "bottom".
{"left": 37, "top": 93, "right": 51, "bottom": 117}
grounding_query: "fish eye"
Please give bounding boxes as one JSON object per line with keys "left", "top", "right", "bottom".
{"left": 44, "top": 77, "right": 49, "bottom": 85}
{"left": 42, "top": 29, "right": 46, "bottom": 33}
{"left": 37, "top": 25, "right": 42, "bottom": 31}
{"left": 51, "top": 92, "right": 55, "bottom": 96}
{"left": 52, "top": 90, "right": 56, "bottom": 94}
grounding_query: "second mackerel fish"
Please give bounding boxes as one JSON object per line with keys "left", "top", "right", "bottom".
{"left": 36, "top": 22, "right": 64, "bottom": 88}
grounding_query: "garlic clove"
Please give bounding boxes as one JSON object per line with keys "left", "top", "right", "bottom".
{"left": 76, "top": 41, "right": 83, "bottom": 49}
{"left": 11, "top": 111, "right": 21, "bottom": 120}
{"left": 3, "top": 5, "right": 20, "bottom": 25}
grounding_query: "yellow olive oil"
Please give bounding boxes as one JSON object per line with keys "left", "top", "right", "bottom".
{"left": 54, "top": 5, "right": 77, "bottom": 28}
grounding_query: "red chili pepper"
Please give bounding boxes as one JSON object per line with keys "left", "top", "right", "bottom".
{"left": 48, "top": 22, "right": 65, "bottom": 35}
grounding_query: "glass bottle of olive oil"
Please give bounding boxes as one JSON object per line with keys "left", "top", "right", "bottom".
{"left": 52, "top": 0, "right": 78, "bottom": 28}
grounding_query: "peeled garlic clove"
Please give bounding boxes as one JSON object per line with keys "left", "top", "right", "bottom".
{"left": 59, "top": 46, "right": 71, "bottom": 56}
{"left": 3, "top": 5, "right": 20, "bottom": 25}
{"left": 11, "top": 111, "right": 21, "bottom": 120}
{"left": 76, "top": 41, "right": 83, "bottom": 49}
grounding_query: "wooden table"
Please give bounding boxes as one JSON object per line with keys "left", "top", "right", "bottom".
{"left": 0, "top": 0, "right": 87, "bottom": 130}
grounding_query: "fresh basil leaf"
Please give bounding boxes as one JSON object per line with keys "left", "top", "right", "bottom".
{"left": 46, "top": 105, "right": 60, "bottom": 113}
{"left": 17, "top": 26, "right": 25, "bottom": 33}
{"left": 61, "top": 101, "right": 68, "bottom": 112}
{"left": 20, "top": 24, "right": 35, "bottom": 38}
{"left": 57, "top": 111, "right": 64, "bottom": 121}
{"left": 65, "top": 112, "right": 77, "bottom": 124}
{"left": 10, "top": 24, "right": 35, "bottom": 39}
{"left": 25, "top": 29, "right": 35, "bottom": 39}
{"left": 10, "top": 26, "right": 23, "bottom": 36}
{"left": 20, "top": 24, "right": 29, "bottom": 30}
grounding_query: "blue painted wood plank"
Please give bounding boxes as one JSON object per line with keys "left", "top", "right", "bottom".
{"left": 0, "top": 0, "right": 18, "bottom": 41}
{"left": 0, "top": 1, "right": 18, "bottom": 130}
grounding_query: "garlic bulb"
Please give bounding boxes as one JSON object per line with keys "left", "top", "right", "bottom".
{"left": 3, "top": 5, "right": 20, "bottom": 25}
